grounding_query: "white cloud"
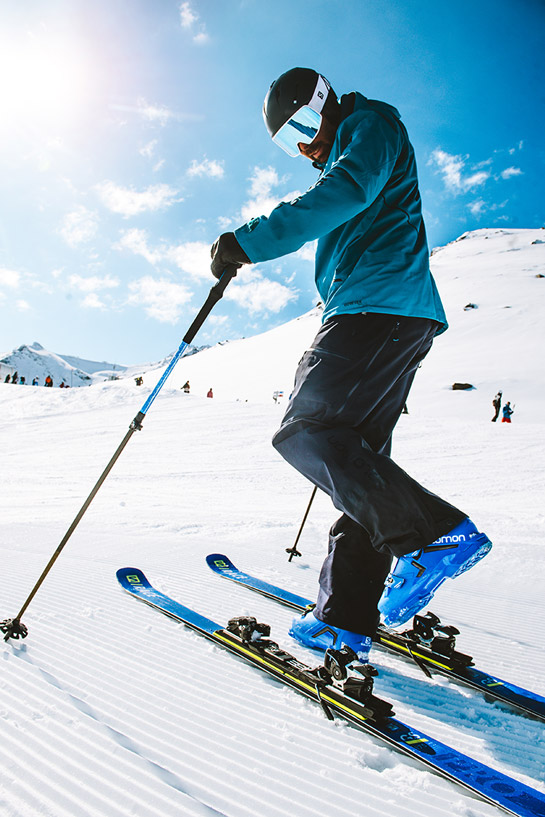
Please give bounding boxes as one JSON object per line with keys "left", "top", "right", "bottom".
{"left": 110, "top": 99, "right": 202, "bottom": 126}
{"left": 187, "top": 158, "right": 225, "bottom": 179}
{"left": 296, "top": 242, "right": 317, "bottom": 262}
{"left": 127, "top": 276, "right": 192, "bottom": 323}
{"left": 207, "top": 314, "right": 229, "bottom": 327}
{"left": 117, "top": 229, "right": 164, "bottom": 266}
{"left": 429, "top": 149, "right": 491, "bottom": 193}
{"left": 117, "top": 229, "right": 211, "bottom": 281}
{"left": 140, "top": 139, "right": 158, "bottom": 158}
{"left": 179, "top": 1, "right": 198, "bottom": 27}
{"left": 0, "top": 268, "right": 20, "bottom": 288}
{"left": 16, "top": 299, "right": 31, "bottom": 311}
{"left": 468, "top": 199, "right": 487, "bottom": 216}
{"left": 137, "top": 98, "right": 175, "bottom": 126}
{"left": 165, "top": 241, "right": 212, "bottom": 281}
{"left": 179, "top": 2, "right": 209, "bottom": 44}
{"left": 241, "top": 165, "right": 301, "bottom": 221}
{"left": 463, "top": 170, "right": 490, "bottom": 189}
{"left": 96, "top": 181, "right": 181, "bottom": 217}
{"left": 249, "top": 166, "right": 280, "bottom": 198}
{"left": 500, "top": 166, "right": 523, "bottom": 179}
{"left": 192, "top": 31, "right": 209, "bottom": 45}
{"left": 68, "top": 274, "right": 120, "bottom": 293}
{"left": 509, "top": 141, "right": 524, "bottom": 154}
{"left": 467, "top": 198, "right": 509, "bottom": 218}
{"left": 225, "top": 266, "right": 298, "bottom": 315}
{"left": 82, "top": 292, "right": 106, "bottom": 309}
{"left": 59, "top": 206, "right": 99, "bottom": 247}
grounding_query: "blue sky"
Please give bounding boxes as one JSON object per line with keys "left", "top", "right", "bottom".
{"left": 1, "top": 0, "right": 543, "bottom": 364}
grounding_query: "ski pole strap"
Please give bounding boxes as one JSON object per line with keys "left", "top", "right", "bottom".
{"left": 137, "top": 266, "right": 237, "bottom": 420}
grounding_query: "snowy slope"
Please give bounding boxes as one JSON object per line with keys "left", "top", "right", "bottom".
{"left": 132, "top": 227, "right": 545, "bottom": 412}
{"left": 1, "top": 228, "right": 544, "bottom": 817}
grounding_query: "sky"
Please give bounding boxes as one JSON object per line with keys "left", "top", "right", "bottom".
{"left": 0, "top": 0, "right": 544, "bottom": 364}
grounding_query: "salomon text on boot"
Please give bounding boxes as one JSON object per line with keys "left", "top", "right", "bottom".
{"left": 378, "top": 517, "right": 492, "bottom": 628}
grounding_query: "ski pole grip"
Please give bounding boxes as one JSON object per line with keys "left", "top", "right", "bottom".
{"left": 182, "top": 266, "right": 237, "bottom": 346}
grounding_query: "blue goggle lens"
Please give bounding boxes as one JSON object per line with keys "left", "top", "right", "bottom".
{"left": 272, "top": 106, "right": 322, "bottom": 157}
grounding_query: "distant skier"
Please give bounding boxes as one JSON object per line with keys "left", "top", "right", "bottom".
{"left": 135, "top": 376, "right": 143, "bottom": 386}
{"left": 182, "top": 381, "right": 190, "bottom": 394}
{"left": 32, "top": 377, "right": 39, "bottom": 386}
{"left": 4, "top": 374, "right": 11, "bottom": 383}
{"left": 45, "top": 375, "right": 53, "bottom": 387}
{"left": 207, "top": 388, "right": 214, "bottom": 398}
{"left": 491, "top": 391, "right": 502, "bottom": 422}
{"left": 502, "top": 402, "right": 514, "bottom": 423}
{"left": 20, "top": 376, "right": 25, "bottom": 385}
{"left": 210, "top": 67, "right": 491, "bottom": 662}
{"left": 11, "top": 371, "right": 19, "bottom": 384}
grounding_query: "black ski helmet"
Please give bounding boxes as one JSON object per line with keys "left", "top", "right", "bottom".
{"left": 263, "top": 67, "right": 333, "bottom": 138}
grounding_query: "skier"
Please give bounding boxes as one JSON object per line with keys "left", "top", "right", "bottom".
{"left": 502, "top": 401, "right": 514, "bottom": 423}
{"left": 207, "top": 388, "right": 214, "bottom": 398}
{"left": 492, "top": 391, "right": 502, "bottom": 422}
{"left": 11, "top": 371, "right": 19, "bottom": 385}
{"left": 182, "top": 381, "right": 190, "bottom": 394}
{"left": 4, "top": 374, "right": 11, "bottom": 383}
{"left": 45, "top": 375, "right": 53, "bottom": 387}
{"left": 210, "top": 67, "right": 491, "bottom": 660}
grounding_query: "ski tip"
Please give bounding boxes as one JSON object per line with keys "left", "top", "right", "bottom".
{"left": 116, "top": 567, "right": 152, "bottom": 590}
{"left": 206, "top": 554, "right": 237, "bottom": 572}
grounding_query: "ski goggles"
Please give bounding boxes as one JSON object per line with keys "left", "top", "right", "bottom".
{"left": 272, "top": 74, "right": 330, "bottom": 157}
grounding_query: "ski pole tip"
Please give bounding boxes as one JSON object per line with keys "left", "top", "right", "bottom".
{"left": 1, "top": 618, "right": 29, "bottom": 642}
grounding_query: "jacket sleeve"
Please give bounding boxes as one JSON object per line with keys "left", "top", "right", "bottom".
{"left": 234, "top": 112, "right": 402, "bottom": 263}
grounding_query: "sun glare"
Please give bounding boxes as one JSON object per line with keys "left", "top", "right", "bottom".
{"left": 0, "top": 27, "right": 94, "bottom": 139}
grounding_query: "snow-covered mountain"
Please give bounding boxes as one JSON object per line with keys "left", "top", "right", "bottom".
{"left": 1, "top": 227, "right": 544, "bottom": 817}
{"left": 0, "top": 341, "right": 93, "bottom": 386}
{"left": 0, "top": 341, "right": 210, "bottom": 388}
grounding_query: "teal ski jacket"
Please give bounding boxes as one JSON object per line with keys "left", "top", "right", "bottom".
{"left": 235, "top": 92, "right": 447, "bottom": 333}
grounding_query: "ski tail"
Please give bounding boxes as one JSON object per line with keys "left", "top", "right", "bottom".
{"left": 206, "top": 553, "right": 311, "bottom": 611}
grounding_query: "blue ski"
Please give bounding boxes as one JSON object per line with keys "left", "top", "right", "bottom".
{"left": 117, "top": 566, "right": 545, "bottom": 817}
{"left": 205, "top": 553, "right": 545, "bottom": 724}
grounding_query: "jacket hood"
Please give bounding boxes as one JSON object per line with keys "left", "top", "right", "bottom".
{"left": 344, "top": 92, "right": 401, "bottom": 121}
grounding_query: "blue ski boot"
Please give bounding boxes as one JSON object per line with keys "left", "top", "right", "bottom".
{"left": 289, "top": 610, "right": 372, "bottom": 662}
{"left": 378, "top": 517, "right": 492, "bottom": 627}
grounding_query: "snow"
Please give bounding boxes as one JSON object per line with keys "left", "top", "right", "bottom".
{"left": 1, "top": 228, "right": 544, "bottom": 817}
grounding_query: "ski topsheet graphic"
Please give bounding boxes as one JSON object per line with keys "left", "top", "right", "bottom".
{"left": 205, "top": 553, "right": 545, "bottom": 723}
{"left": 117, "top": 566, "right": 545, "bottom": 817}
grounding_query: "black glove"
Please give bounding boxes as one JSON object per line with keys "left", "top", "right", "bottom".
{"left": 210, "top": 232, "right": 251, "bottom": 280}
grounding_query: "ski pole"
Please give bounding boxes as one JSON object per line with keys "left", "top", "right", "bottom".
{"left": 286, "top": 485, "right": 317, "bottom": 562}
{"left": 1, "top": 267, "right": 238, "bottom": 642}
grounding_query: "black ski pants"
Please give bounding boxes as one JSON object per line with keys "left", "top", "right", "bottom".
{"left": 272, "top": 313, "right": 466, "bottom": 636}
